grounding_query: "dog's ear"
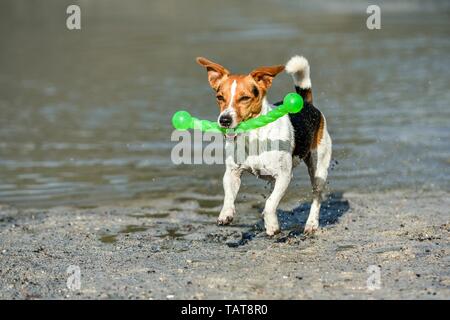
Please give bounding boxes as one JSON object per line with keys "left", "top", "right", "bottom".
{"left": 196, "top": 57, "right": 229, "bottom": 91}
{"left": 250, "top": 65, "right": 285, "bottom": 91}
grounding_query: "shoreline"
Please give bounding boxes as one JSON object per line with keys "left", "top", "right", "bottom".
{"left": 0, "top": 189, "right": 449, "bottom": 299}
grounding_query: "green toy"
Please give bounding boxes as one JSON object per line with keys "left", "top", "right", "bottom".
{"left": 171, "top": 92, "right": 303, "bottom": 134}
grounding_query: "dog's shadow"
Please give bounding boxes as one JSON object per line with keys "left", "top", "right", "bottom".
{"left": 277, "top": 192, "right": 350, "bottom": 232}
{"left": 227, "top": 193, "right": 350, "bottom": 247}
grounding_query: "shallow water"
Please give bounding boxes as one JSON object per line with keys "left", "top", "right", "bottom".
{"left": 0, "top": 0, "right": 449, "bottom": 208}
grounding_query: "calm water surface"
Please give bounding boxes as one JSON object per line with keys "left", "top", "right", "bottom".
{"left": 0, "top": 0, "right": 449, "bottom": 208}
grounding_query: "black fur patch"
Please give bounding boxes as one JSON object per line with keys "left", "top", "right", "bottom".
{"left": 274, "top": 99, "right": 322, "bottom": 159}
{"left": 289, "top": 102, "right": 322, "bottom": 158}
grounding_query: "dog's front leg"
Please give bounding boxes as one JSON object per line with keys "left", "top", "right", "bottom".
{"left": 218, "top": 168, "right": 241, "bottom": 225}
{"left": 263, "top": 171, "right": 291, "bottom": 236}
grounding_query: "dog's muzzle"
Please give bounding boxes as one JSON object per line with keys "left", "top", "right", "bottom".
{"left": 219, "top": 114, "right": 233, "bottom": 128}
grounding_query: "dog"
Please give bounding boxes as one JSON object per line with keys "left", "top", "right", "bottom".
{"left": 196, "top": 55, "right": 332, "bottom": 235}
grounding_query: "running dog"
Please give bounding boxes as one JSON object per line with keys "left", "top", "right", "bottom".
{"left": 196, "top": 55, "right": 332, "bottom": 235}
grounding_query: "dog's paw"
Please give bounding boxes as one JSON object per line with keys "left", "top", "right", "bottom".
{"left": 265, "top": 224, "right": 280, "bottom": 237}
{"left": 303, "top": 223, "right": 319, "bottom": 235}
{"left": 217, "top": 216, "right": 233, "bottom": 226}
{"left": 217, "top": 209, "right": 234, "bottom": 226}
{"left": 263, "top": 211, "right": 280, "bottom": 236}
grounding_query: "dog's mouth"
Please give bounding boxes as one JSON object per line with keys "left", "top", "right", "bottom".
{"left": 224, "top": 131, "right": 237, "bottom": 140}
{"left": 219, "top": 118, "right": 239, "bottom": 140}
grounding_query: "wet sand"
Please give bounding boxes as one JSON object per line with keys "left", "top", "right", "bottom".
{"left": 0, "top": 189, "right": 448, "bottom": 299}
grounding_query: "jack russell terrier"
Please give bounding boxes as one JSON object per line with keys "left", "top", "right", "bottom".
{"left": 196, "top": 55, "right": 332, "bottom": 235}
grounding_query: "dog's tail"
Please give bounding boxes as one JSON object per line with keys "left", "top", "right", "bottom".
{"left": 285, "top": 55, "right": 313, "bottom": 104}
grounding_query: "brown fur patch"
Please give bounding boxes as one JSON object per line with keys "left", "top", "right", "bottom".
{"left": 197, "top": 57, "right": 284, "bottom": 126}
{"left": 312, "top": 113, "right": 324, "bottom": 149}
{"left": 296, "top": 87, "right": 313, "bottom": 104}
{"left": 215, "top": 75, "right": 264, "bottom": 122}
{"left": 304, "top": 88, "right": 313, "bottom": 104}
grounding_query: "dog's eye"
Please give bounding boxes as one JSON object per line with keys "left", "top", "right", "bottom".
{"left": 239, "top": 96, "right": 251, "bottom": 102}
{"left": 216, "top": 95, "right": 225, "bottom": 102}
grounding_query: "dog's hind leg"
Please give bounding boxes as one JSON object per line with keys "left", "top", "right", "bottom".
{"left": 304, "top": 123, "right": 332, "bottom": 235}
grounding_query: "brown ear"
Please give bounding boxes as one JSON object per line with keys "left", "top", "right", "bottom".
{"left": 250, "top": 65, "right": 285, "bottom": 91}
{"left": 196, "top": 57, "right": 230, "bottom": 90}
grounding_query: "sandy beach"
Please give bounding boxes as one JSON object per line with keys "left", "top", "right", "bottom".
{"left": 1, "top": 189, "right": 448, "bottom": 299}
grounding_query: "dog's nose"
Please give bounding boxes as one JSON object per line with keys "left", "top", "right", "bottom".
{"left": 219, "top": 115, "right": 233, "bottom": 128}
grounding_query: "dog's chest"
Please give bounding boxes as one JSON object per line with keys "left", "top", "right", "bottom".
{"left": 225, "top": 114, "right": 295, "bottom": 177}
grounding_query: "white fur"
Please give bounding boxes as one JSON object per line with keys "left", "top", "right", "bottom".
{"left": 218, "top": 98, "right": 295, "bottom": 235}
{"left": 227, "top": 80, "right": 237, "bottom": 109}
{"left": 285, "top": 55, "right": 311, "bottom": 89}
{"left": 217, "top": 80, "right": 238, "bottom": 128}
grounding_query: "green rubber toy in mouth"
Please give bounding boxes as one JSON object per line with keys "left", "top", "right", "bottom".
{"left": 171, "top": 92, "right": 303, "bottom": 134}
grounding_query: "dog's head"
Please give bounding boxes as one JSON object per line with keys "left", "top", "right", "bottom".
{"left": 196, "top": 57, "right": 284, "bottom": 129}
